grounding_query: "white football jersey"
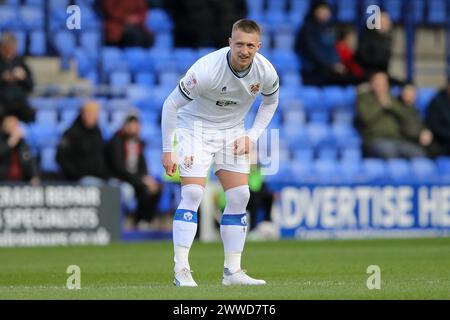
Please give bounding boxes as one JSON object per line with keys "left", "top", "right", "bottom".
{"left": 177, "top": 47, "right": 279, "bottom": 130}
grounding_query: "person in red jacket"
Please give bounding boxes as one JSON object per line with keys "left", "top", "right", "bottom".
{"left": 335, "top": 25, "right": 365, "bottom": 82}
{"left": 101, "top": 0, "right": 153, "bottom": 48}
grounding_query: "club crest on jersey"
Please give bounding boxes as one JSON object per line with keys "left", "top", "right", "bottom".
{"left": 241, "top": 215, "right": 247, "bottom": 225}
{"left": 249, "top": 83, "right": 260, "bottom": 95}
{"left": 183, "top": 156, "right": 194, "bottom": 169}
{"left": 185, "top": 73, "right": 197, "bottom": 90}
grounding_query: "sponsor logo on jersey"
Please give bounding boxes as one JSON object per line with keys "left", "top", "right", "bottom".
{"left": 249, "top": 83, "right": 260, "bottom": 95}
{"left": 216, "top": 100, "right": 237, "bottom": 107}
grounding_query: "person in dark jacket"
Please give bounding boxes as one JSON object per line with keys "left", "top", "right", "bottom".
{"left": 425, "top": 81, "right": 450, "bottom": 156}
{"left": 355, "top": 11, "right": 392, "bottom": 75}
{"left": 397, "top": 83, "right": 434, "bottom": 154}
{"left": 107, "top": 113, "right": 162, "bottom": 229}
{"left": 101, "top": 0, "right": 153, "bottom": 48}
{"left": 0, "top": 115, "right": 39, "bottom": 184}
{"left": 0, "top": 32, "right": 35, "bottom": 123}
{"left": 56, "top": 101, "right": 109, "bottom": 183}
{"left": 166, "top": 0, "right": 247, "bottom": 48}
{"left": 355, "top": 72, "right": 426, "bottom": 159}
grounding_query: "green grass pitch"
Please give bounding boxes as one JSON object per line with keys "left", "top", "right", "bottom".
{"left": 0, "top": 238, "right": 449, "bottom": 300}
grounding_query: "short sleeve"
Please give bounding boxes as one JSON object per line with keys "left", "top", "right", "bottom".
{"left": 261, "top": 63, "right": 279, "bottom": 96}
{"left": 178, "top": 61, "right": 210, "bottom": 101}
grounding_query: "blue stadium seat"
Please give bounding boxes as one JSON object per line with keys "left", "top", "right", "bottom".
{"left": 384, "top": 0, "right": 403, "bottom": 22}
{"left": 336, "top": 0, "right": 357, "bottom": 23}
{"left": 283, "top": 109, "right": 306, "bottom": 125}
{"left": 410, "top": 157, "right": 437, "bottom": 182}
{"left": 309, "top": 110, "right": 329, "bottom": 124}
{"left": 30, "top": 97, "right": 57, "bottom": 110}
{"left": 149, "top": 47, "right": 175, "bottom": 72}
{"left": 159, "top": 71, "right": 180, "bottom": 87}
{"left": 12, "top": 31, "right": 26, "bottom": 55}
{"left": 41, "top": 147, "right": 59, "bottom": 172}
{"left": 363, "top": 158, "right": 387, "bottom": 182}
{"left": 436, "top": 157, "right": 450, "bottom": 181}
{"left": 332, "top": 108, "right": 354, "bottom": 125}
{"left": 28, "top": 123, "right": 60, "bottom": 147}
{"left": 36, "top": 109, "right": 58, "bottom": 125}
{"left": 293, "top": 146, "right": 314, "bottom": 163}
{"left": 317, "top": 146, "right": 338, "bottom": 160}
{"left": 110, "top": 71, "right": 131, "bottom": 96}
{"left": 136, "top": 71, "right": 157, "bottom": 87}
{"left": 20, "top": 6, "right": 44, "bottom": 31}
{"left": 270, "top": 50, "right": 300, "bottom": 73}
{"left": 314, "top": 159, "right": 341, "bottom": 183}
{"left": 387, "top": 158, "right": 412, "bottom": 182}
{"left": 322, "top": 86, "right": 348, "bottom": 110}
{"left": 101, "top": 47, "right": 128, "bottom": 79}
{"left": 416, "top": 88, "right": 437, "bottom": 116}
{"left": 29, "top": 30, "right": 46, "bottom": 56}
{"left": 0, "top": 6, "right": 20, "bottom": 30}
{"left": 49, "top": 0, "right": 71, "bottom": 31}
{"left": 146, "top": 9, "right": 173, "bottom": 33}
{"left": 331, "top": 123, "right": 361, "bottom": 148}
{"left": 124, "top": 47, "right": 153, "bottom": 74}
{"left": 153, "top": 32, "right": 174, "bottom": 50}
{"left": 59, "top": 108, "right": 78, "bottom": 130}
{"left": 127, "top": 85, "right": 152, "bottom": 106}
{"left": 282, "top": 123, "right": 309, "bottom": 148}
{"left": 25, "top": 0, "right": 44, "bottom": 6}
{"left": 246, "top": 0, "right": 264, "bottom": 15}
{"left": 289, "top": 159, "right": 314, "bottom": 183}
{"left": 280, "top": 70, "right": 301, "bottom": 88}
{"left": 339, "top": 159, "right": 364, "bottom": 182}
{"left": 54, "top": 31, "right": 76, "bottom": 58}
{"left": 174, "top": 48, "right": 197, "bottom": 73}
{"left": 289, "top": 0, "right": 310, "bottom": 28}
{"left": 274, "top": 33, "right": 295, "bottom": 51}
{"left": 411, "top": 0, "right": 425, "bottom": 24}
{"left": 427, "top": 0, "right": 447, "bottom": 24}
{"left": 297, "top": 87, "right": 323, "bottom": 110}
{"left": 306, "top": 123, "right": 331, "bottom": 147}
{"left": 80, "top": 31, "right": 101, "bottom": 58}
{"left": 341, "top": 146, "right": 362, "bottom": 162}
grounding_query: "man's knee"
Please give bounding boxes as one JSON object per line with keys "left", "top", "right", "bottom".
{"left": 180, "top": 184, "right": 204, "bottom": 209}
{"left": 225, "top": 185, "right": 250, "bottom": 212}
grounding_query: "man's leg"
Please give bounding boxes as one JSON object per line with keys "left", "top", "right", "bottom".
{"left": 216, "top": 169, "right": 266, "bottom": 285}
{"left": 397, "top": 141, "right": 426, "bottom": 158}
{"left": 172, "top": 177, "right": 205, "bottom": 286}
{"left": 364, "top": 138, "right": 400, "bottom": 159}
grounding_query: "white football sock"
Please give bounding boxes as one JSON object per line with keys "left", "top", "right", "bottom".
{"left": 220, "top": 185, "right": 250, "bottom": 273}
{"left": 173, "top": 184, "right": 204, "bottom": 272}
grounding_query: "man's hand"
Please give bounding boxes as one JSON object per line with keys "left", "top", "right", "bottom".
{"left": 12, "top": 67, "right": 26, "bottom": 81}
{"left": 162, "top": 152, "right": 177, "bottom": 176}
{"left": 419, "top": 129, "right": 433, "bottom": 147}
{"left": 233, "top": 136, "right": 252, "bottom": 156}
{"left": 7, "top": 126, "right": 23, "bottom": 148}
{"left": 143, "top": 175, "right": 160, "bottom": 194}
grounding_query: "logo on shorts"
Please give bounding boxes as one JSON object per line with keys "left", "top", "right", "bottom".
{"left": 184, "top": 212, "right": 193, "bottom": 221}
{"left": 241, "top": 215, "right": 247, "bottom": 226}
{"left": 249, "top": 83, "right": 260, "bottom": 95}
{"left": 183, "top": 156, "right": 194, "bottom": 169}
{"left": 222, "top": 86, "right": 227, "bottom": 92}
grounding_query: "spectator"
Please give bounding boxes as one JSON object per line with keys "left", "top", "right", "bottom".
{"left": 355, "top": 72, "right": 426, "bottom": 159}
{"left": 355, "top": 11, "right": 392, "bottom": 75}
{"left": 294, "top": 1, "right": 356, "bottom": 86}
{"left": 0, "top": 32, "right": 35, "bottom": 123}
{"left": 425, "top": 80, "right": 450, "bottom": 156}
{"left": 398, "top": 83, "right": 434, "bottom": 153}
{"left": 106, "top": 113, "right": 162, "bottom": 230}
{"left": 0, "top": 115, "right": 39, "bottom": 184}
{"left": 166, "top": 0, "right": 247, "bottom": 48}
{"left": 101, "top": 0, "right": 154, "bottom": 48}
{"left": 56, "top": 101, "right": 110, "bottom": 183}
{"left": 335, "top": 25, "right": 365, "bottom": 81}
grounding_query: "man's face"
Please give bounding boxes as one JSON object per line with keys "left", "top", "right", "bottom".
{"left": 401, "top": 85, "right": 417, "bottom": 105}
{"left": 81, "top": 106, "right": 99, "bottom": 129}
{"left": 229, "top": 30, "right": 261, "bottom": 71}
{"left": 124, "top": 120, "right": 140, "bottom": 138}
{"left": 314, "top": 5, "right": 332, "bottom": 24}
{"left": 370, "top": 73, "right": 389, "bottom": 95}
{"left": 0, "top": 42, "right": 18, "bottom": 60}
{"left": 1, "top": 116, "right": 19, "bottom": 134}
{"left": 379, "top": 13, "right": 392, "bottom": 33}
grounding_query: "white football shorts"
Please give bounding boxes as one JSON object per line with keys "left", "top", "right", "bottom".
{"left": 175, "top": 126, "right": 250, "bottom": 177}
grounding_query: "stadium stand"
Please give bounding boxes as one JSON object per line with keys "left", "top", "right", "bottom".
{"left": 0, "top": 0, "right": 449, "bottom": 233}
